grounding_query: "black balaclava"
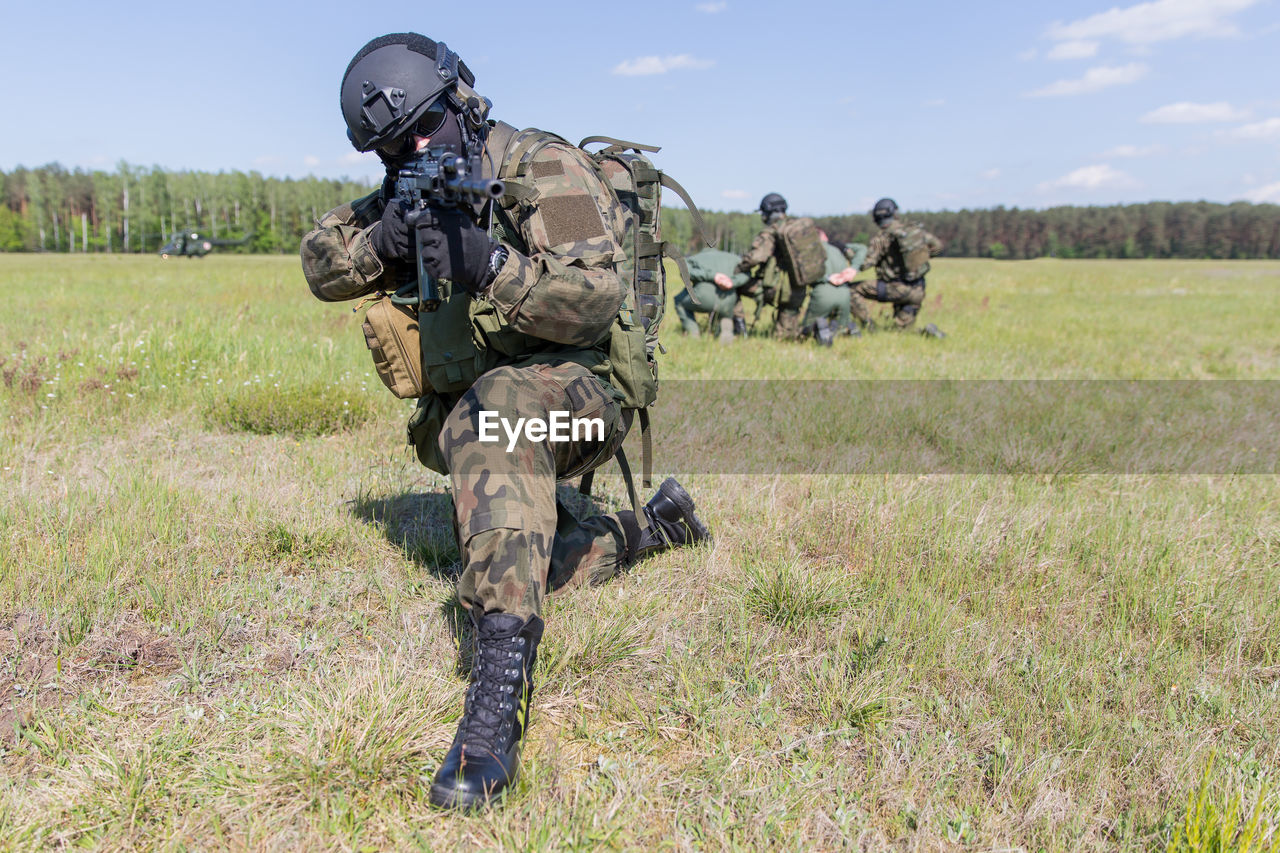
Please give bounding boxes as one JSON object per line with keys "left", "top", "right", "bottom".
{"left": 377, "top": 100, "right": 467, "bottom": 186}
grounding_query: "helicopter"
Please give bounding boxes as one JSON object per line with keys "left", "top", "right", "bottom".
{"left": 158, "top": 229, "right": 254, "bottom": 259}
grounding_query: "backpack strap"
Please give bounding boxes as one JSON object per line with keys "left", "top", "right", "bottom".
{"left": 636, "top": 408, "right": 652, "bottom": 491}
{"left": 614, "top": 446, "right": 644, "bottom": 518}
{"left": 579, "top": 136, "right": 661, "bottom": 154}
{"left": 659, "top": 173, "right": 713, "bottom": 248}
{"left": 662, "top": 243, "right": 697, "bottom": 299}
{"left": 577, "top": 409, "right": 650, "bottom": 517}
{"left": 577, "top": 445, "right": 645, "bottom": 518}
{"left": 497, "top": 128, "right": 569, "bottom": 207}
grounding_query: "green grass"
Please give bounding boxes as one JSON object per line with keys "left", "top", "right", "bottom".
{"left": 1, "top": 254, "right": 1278, "bottom": 850}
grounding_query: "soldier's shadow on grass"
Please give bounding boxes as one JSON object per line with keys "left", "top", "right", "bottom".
{"left": 348, "top": 488, "right": 472, "bottom": 675}
{"left": 347, "top": 488, "right": 460, "bottom": 581}
{"left": 346, "top": 484, "right": 616, "bottom": 677}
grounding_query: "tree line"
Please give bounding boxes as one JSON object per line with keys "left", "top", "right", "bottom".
{"left": 0, "top": 163, "right": 375, "bottom": 254}
{"left": 663, "top": 201, "right": 1280, "bottom": 260}
{"left": 4, "top": 162, "right": 1279, "bottom": 259}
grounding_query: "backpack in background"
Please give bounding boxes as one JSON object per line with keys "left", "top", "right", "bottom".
{"left": 775, "top": 216, "right": 827, "bottom": 286}
{"left": 890, "top": 221, "right": 935, "bottom": 281}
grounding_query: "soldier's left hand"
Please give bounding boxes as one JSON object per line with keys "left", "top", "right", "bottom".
{"left": 417, "top": 208, "right": 499, "bottom": 294}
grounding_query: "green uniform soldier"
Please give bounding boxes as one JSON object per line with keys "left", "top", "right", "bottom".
{"left": 673, "top": 248, "right": 751, "bottom": 340}
{"left": 849, "top": 198, "right": 945, "bottom": 336}
{"left": 734, "top": 193, "right": 827, "bottom": 341}
{"left": 300, "top": 32, "right": 710, "bottom": 812}
{"left": 799, "top": 236, "right": 856, "bottom": 345}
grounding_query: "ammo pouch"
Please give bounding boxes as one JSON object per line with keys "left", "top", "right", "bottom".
{"left": 362, "top": 279, "right": 516, "bottom": 400}
{"left": 362, "top": 296, "right": 424, "bottom": 399}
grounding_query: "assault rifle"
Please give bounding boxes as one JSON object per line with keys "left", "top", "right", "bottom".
{"left": 394, "top": 146, "right": 504, "bottom": 312}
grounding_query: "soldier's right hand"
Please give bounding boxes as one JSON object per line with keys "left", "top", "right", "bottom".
{"left": 372, "top": 200, "right": 414, "bottom": 262}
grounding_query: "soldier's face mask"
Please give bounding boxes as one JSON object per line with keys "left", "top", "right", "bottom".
{"left": 377, "top": 96, "right": 452, "bottom": 160}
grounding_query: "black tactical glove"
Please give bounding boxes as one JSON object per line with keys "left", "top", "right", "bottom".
{"left": 417, "top": 208, "right": 500, "bottom": 294}
{"left": 372, "top": 199, "right": 413, "bottom": 262}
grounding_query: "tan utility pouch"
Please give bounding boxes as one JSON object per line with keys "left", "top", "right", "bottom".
{"left": 361, "top": 296, "right": 426, "bottom": 399}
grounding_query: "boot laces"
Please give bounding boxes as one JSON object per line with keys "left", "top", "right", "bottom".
{"left": 458, "top": 628, "right": 525, "bottom": 749}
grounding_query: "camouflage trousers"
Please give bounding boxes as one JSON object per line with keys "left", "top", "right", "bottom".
{"left": 769, "top": 284, "right": 810, "bottom": 340}
{"left": 850, "top": 277, "right": 926, "bottom": 329}
{"left": 438, "top": 362, "right": 634, "bottom": 621}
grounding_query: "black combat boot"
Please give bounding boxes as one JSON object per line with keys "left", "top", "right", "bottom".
{"left": 429, "top": 611, "right": 544, "bottom": 811}
{"left": 733, "top": 317, "right": 747, "bottom": 337}
{"left": 846, "top": 322, "right": 862, "bottom": 338}
{"left": 814, "top": 317, "right": 835, "bottom": 347}
{"left": 624, "top": 477, "right": 711, "bottom": 563}
{"left": 921, "top": 323, "right": 946, "bottom": 339}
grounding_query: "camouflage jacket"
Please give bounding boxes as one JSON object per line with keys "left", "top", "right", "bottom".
{"left": 734, "top": 216, "right": 785, "bottom": 275}
{"left": 300, "top": 121, "right": 628, "bottom": 359}
{"left": 860, "top": 218, "right": 943, "bottom": 282}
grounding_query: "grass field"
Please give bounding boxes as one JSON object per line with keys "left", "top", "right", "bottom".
{"left": 2, "top": 254, "right": 1278, "bottom": 850}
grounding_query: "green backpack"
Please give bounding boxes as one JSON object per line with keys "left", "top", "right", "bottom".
{"left": 775, "top": 216, "right": 827, "bottom": 286}
{"left": 498, "top": 131, "right": 708, "bottom": 510}
{"left": 889, "top": 221, "right": 935, "bottom": 281}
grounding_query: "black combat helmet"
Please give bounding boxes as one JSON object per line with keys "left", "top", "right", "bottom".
{"left": 759, "top": 193, "right": 788, "bottom": 215}
{"left": 340, "top": 33, "right": 488, "bottom": 154}
{"left": 872, "top": 197, "right": 899, "bottom": 225}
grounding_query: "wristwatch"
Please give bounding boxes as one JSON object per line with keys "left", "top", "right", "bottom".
{"left": 485, "top": 244, "right": 509, "bottom": 288}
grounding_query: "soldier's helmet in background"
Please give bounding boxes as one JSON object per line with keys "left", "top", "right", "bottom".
{"left": 759, "top": 193, "right": 788, "bottom": 215}
{"left": 872, "top": 198, "right": 899, "bottom": 225}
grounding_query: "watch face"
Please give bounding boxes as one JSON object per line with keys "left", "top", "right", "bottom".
{"left": 490, "top": 246, "right": 508, "bottom": 275}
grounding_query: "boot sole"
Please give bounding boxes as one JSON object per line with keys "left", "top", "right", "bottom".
{"left": 658, "top": 478, "right": 711, "bottom": 543}
{"left": 429, "top": 781, "right": 506, "bottom": 812}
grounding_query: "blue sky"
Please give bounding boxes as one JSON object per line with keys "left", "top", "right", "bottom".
{"left": 3, "top": 0, "right": 1279, "bottom": 215}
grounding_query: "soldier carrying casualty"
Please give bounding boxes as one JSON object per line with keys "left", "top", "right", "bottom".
{"left": 840, "top": 197, "right": 946, "bottom": 337}
{"left": 299, "top": 32, "right": 710, "bottom": 812}
{"left": 734, "top": 193, "right": 829, "bottom": 342}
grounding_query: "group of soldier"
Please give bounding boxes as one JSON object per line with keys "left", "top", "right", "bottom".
{"left": 674, "top": 193, "right": 946, "bottom": 344}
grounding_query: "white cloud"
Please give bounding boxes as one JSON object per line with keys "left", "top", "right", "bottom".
{"left": 1038, "top": 164, "right": 1139, "bottom": 191}
{"left": 695, "top": 1, "right": 727, "bottom": 11}
{"left": 1243, "top": 181, "right": 1280, "bottom": 202}
{"left": 721, "top": 189, "right": 748, "bottom": 199}
{"left": 342, "top": 151, "right": 372, "bottom": 164}
{"left": 1222, "top": 117, "right": 1280, "bottom": 140}
{"left": 1141, "top": 101, "right": 1249, "bottom": 123}
{"left": 1027, "top": 63, "right": 1148, "bottom": 97}
{"left": 980, "top": 168, "right": 1001, "bottom": 180}
{"left": 1046, "top": 40, "right": 1100, "bottom": 59}
{"left": 612, "top": 54, "right": 714, "bottom": 76}
{"left": 1018, "top": 48, "right": 1038, "bottom": 61}
{"left": 1047, "top": 0, "right": 1260, "bottom": 45}
{"left": 303, "top": 155, "right": 320, "bottom": 168}
{"left": 1103, "top": 143, "right": 1166, "bottom": 157}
